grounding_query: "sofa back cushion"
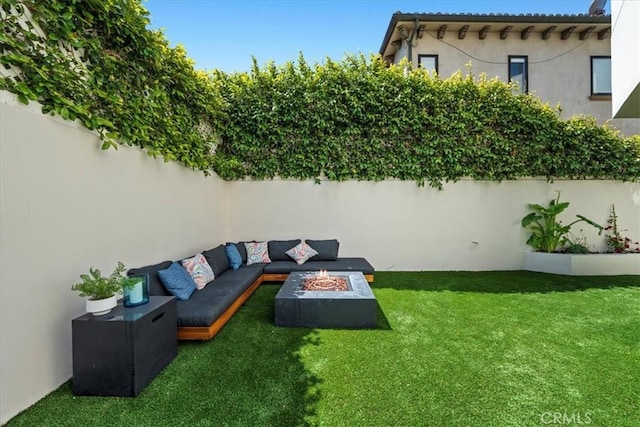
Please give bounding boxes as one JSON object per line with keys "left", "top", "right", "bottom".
{"left": 306, "top": 239, "right": 340, "bottom": 261}
{"left": 203, "top": 244, "right": 230, "bottom": 276}
{"left": 268, "top": 239, "right": 301, "bottom": 261}
{"left": 128, "top": 260, "right": 172, "bottom": 296}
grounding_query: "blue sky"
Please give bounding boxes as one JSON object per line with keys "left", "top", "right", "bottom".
{"left": 143, "top": 0, "right": 608, "bottom": 73}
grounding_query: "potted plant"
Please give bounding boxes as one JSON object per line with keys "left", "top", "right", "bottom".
{"left": 72, "top": 261, "right": 137, "bottom": 316}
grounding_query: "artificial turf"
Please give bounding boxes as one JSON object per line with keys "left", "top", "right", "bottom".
{"left": 6, "top": 271, "right": 640, "bottom": 426}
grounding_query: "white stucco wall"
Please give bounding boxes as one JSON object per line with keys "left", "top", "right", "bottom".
{"left": 612, "top": 0, "right": 640, "bottom": 118}
{"left": 409, "top": 29, "right": 639, "bottom": 136}
{"left": 0, "top": 92, "right": 228, "bottom": 424}
{"left": 2, "top": 91, "right": 640, "bottom": 423}
{"left": 227, "top": 179, "right": 640, "bottom": 271}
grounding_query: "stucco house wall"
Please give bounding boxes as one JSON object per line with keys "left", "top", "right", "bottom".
{"left": 381, "top": 13, "right": 640, "bottom": 136}
{"left": 612, "top": 0, "right": 640, "bottom": 118}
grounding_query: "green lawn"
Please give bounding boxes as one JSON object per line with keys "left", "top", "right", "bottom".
{"left": 7, "top": 271, "right": 640, "bottom": 426}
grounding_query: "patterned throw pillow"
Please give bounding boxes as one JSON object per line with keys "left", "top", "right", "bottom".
{"left": 286, "top": 242, "right": 319, "bottom": 265}
{"left": 244, "top": 242, "right": 271, "bottom": 265}
{"left": 181, "top": 253, "right": 215, "bottom": 290}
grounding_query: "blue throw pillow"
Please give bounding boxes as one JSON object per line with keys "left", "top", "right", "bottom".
{"left": 157, "top": 262, "right": 196, "bottom": 300}
{"left": 225, "top": 244, "right": 242, "bottom": 270}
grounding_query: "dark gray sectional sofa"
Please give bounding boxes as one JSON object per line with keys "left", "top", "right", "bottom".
{"left": 129, "top": 240, "right": 374, "bottom": 340}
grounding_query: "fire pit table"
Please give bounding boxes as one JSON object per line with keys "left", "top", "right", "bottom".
{"left": 275, "top": 271, "right": 377, "bottom": 328}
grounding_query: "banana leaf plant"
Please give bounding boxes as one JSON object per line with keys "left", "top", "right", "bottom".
{"left": 521, "top": 192, "right": 603, "bottom": 253}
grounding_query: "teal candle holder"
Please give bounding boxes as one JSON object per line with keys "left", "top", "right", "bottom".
{"left": 123, "top": 274, "right": 149, "bottom": 307}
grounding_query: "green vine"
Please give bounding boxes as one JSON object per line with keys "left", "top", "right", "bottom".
{"left": 213, "top": 54, "right": 640, "bottom": 188}
{"left": 0, "top": 0, "right": 222, "bottom": 173}
{"left": 2, "top": 0, "right": 639, "bottom": 187}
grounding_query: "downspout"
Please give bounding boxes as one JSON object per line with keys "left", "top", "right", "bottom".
{"left": 406, "top": 18, "right": 420, "bottom": 65}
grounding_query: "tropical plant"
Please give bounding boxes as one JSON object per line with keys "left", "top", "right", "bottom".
{"left": 604, "top": 204, "right": 640, "bottom": 253}
{"left": 521, "top": 192, "right": 603, "bottom": 253}
{"left": 71, "top": 262, "right": 136, "bottom": 300}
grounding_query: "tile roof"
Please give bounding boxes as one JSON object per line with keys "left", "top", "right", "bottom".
{"left": 380, "top": 12, "right": 611, "bottom": 55}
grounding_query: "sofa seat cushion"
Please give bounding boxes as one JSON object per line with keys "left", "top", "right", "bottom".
{"left": 175, "top": 264, "right": 264, "bottom": 327}
{"left": 263, "top": 258, "right": 374, "bottom": 276}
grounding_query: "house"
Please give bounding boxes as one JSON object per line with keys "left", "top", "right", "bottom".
{"left": 379, "top": 12, "right": 639, "bottom": 136}
{"left": 611, "top": 0, "right": 639, "bottom": 119}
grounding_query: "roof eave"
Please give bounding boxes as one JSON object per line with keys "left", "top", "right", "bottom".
{"left": 379, "top": 13, "right": 611, "bottom": 55}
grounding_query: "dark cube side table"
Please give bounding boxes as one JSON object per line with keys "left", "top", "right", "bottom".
{"left": 72, "top": 296, "right": 177, "bottom": 397}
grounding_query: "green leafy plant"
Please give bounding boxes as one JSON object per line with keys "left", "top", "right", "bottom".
{"left": 604, "top": 204, "right": 640, "bottom": 253}
{"left": 71, "top": 261, "right": 136, "bottom": 300}
{"left": 213, "top": 54, "right": 640, "bottom": 187}
{"left": 1, "top": 0, "right": 222, "bottom": 174}
{"left": 2, "top": 2, "right": 640, "bottom": 186}
{"left": 521, "top": 192, "right": 603, "bottom": 253}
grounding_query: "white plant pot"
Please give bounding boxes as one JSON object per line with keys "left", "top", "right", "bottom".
{"left": 86, "top": 295, "right": 117, "bottom": 316}
{"left": 524, "top": 252, "right": 640, "bottom": 276}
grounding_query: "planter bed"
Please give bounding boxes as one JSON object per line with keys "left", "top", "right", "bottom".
{"left": 523, "top": 251, "right": 640, "bottom": 276}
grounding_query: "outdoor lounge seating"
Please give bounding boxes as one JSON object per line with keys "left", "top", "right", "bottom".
{"left": 128, "top": 240, "right": 374, "bottom": 340}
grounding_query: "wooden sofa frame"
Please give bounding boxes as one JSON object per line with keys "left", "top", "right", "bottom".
{"left": 177, "top": 273, "right": 374, "bottom": 341}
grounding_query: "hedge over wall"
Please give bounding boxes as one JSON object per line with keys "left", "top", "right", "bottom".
{"left": 2, "top": 0, "right": 639, "bottom": 187}
{"left": 1, "top": 0, "right": 222, "bottom": 172}
{"left": 213, "top": 55, "right": 640, "bottom": 187}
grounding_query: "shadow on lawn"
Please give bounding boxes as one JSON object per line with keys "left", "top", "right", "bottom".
{"left": 5, "top": 285, "right": 323, "bottom": 427}
{"left": 173, "top": 283, "right": 324, "bottom": 426}
{"left": 372, "top": 270, "right": 640, "bottom": 294}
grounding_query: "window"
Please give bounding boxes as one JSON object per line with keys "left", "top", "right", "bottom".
{"left": 418, "top": 54, "right": 438, "bottom": 74}
{"left": 508, "top": 56, "right": 528, "bottom": 94}
{"left": 591, "top": 56, "right": 611, "bottom": 96}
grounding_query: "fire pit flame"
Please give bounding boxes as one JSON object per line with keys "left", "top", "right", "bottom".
{"left": 302, "top": 270, "right": 348, "bottom": 291}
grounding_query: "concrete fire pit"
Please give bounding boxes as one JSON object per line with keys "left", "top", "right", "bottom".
{"left": 274, "top": 271, "right": 377, "bottom": 328}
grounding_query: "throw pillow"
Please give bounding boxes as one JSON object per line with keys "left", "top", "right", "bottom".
{"left": 286, "top": 241, "right": 319, "bottom": 265}
{"left": 225, "top": 243, "right": 243, "bottom": 270}
{"left": 157, "top": 262, "right": 197, "bottom": 300}
{"left": 306, "top": 239, "right": 340, "bottom": 261}
{"left": 244, "top": 241, "right": 271, "bottom": 265}
{"left": 226, "top": 242, "right": 247, "bottom": 263}
{"left": 181, "top": 253, "right": 215, "bottom": 290}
